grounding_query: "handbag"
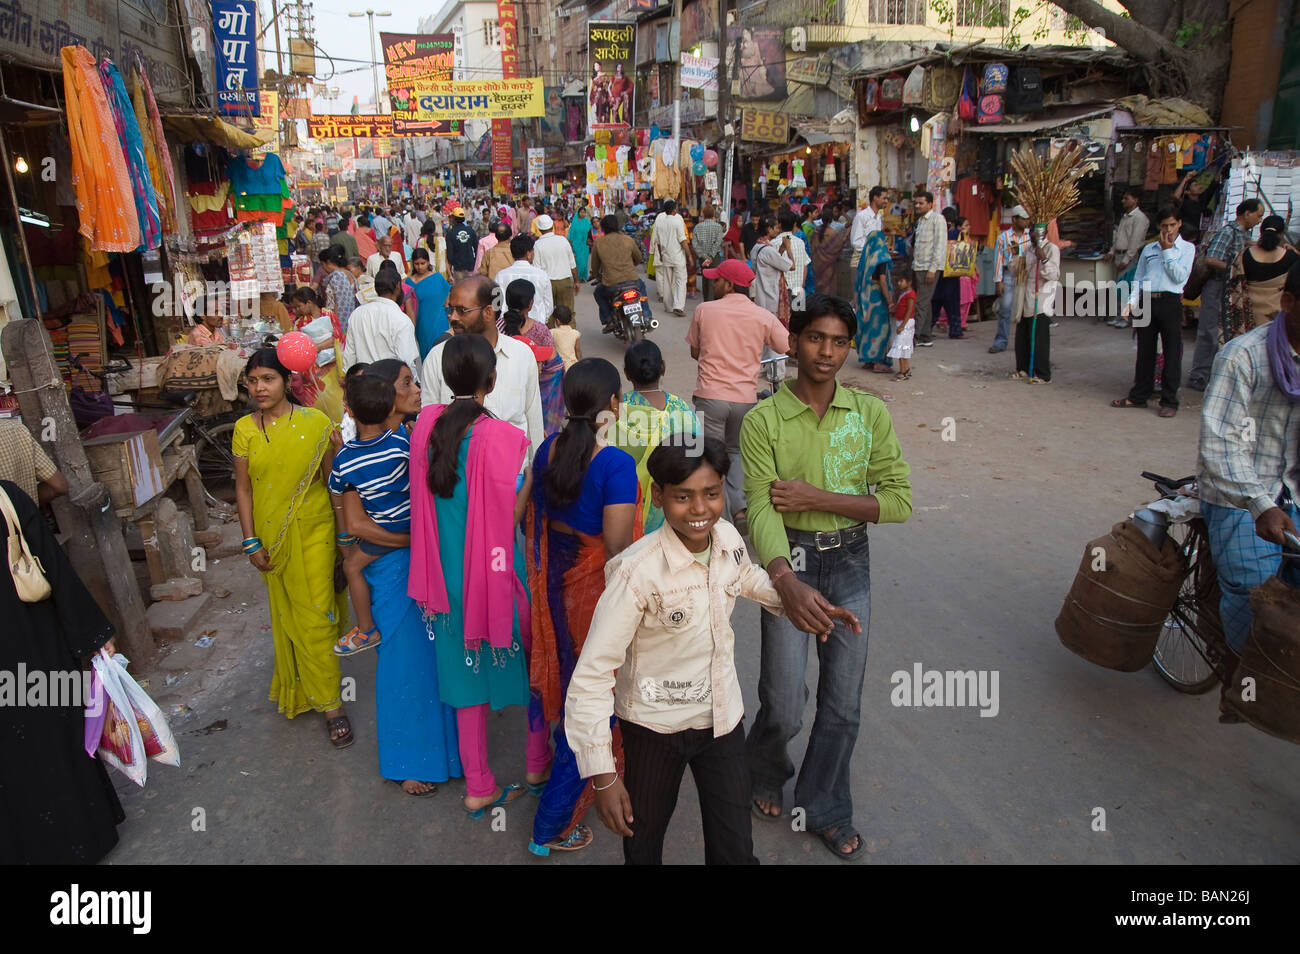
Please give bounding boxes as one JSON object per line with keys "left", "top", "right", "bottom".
{"left": 945, "top": 240, "right": 978, "bottom": 278}
{"left": 1, "top": 484, "right": 51, "bottom": 602}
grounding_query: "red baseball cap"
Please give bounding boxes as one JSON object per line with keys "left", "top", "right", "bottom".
{"left": 702, "top": 259, "right": 754, "bottom": 288}
{"left": 512, "top": 334, "right": 556, "bottom": 363}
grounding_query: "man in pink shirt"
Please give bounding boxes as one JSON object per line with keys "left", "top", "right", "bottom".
{"left": 686, "top": 259, "right": 790, "bottom": 529}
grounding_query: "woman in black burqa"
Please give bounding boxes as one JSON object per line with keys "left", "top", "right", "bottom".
{"left": 0, "top": 480, "right": 124, "bottom": 863}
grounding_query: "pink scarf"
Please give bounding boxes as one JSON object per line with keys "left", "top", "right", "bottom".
{"left": 408, "top": 404, "right": 530, "bottom": 651}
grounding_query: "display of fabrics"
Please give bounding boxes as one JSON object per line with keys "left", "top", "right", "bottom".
{"left": 226, "top": 153, "right": 286, "bottom": 197}
{"left": 99, "top": 60, "right": 160, "bottom": 250}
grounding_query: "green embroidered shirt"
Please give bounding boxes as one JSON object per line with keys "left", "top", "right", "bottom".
{"left": 740, "top": 381, "right": 913, "bottom": 567}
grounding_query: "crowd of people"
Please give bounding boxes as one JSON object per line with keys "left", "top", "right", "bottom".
{"left": 7, "top": 174, "right": 1297, "bottom": 866}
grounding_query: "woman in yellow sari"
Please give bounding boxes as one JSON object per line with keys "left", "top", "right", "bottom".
{"left": 233, "top": 349, "right": 354, "bottom": 747}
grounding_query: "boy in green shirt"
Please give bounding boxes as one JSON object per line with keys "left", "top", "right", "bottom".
{"left": 740, "top": 293, "right": 913, "bottom": 861}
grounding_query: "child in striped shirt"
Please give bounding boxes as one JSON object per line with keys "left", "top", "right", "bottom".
{"left": 328, "top": 372, "right": 412, "bottom": 655}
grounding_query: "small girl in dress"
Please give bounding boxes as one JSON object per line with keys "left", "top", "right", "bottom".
{"left": 547, "top": 305, "right": 582, "bottom": 371}
{"left": 889, "top": 271, "right": 915, "bottom": 381}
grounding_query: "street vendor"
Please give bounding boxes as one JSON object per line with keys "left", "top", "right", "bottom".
{"left": 187, "top": 310, "right": 230, "bottom": 347}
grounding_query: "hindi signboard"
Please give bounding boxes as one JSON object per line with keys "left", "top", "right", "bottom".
{"left": 588, "top": 21, "right": 635, "bottom": 130}
{"left": 680, "top": 53, "right": 719, "bottom": 92}
{"left": 411, "top": 78, "right": 545, "bottom": 119}
{"left": 212, "top": 0, "right": 259, "bottom": 116}
{"left": 380, "top": 32, "right": 458, "bottom": 136}
{"left": 307, "top": 115, "right": 441, "bottom": 139}
{"left": 527, "top": 148, "right": 545, "bottom": 195}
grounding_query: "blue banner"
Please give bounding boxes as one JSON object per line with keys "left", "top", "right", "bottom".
{"left": 212, "top": 0, "right": 259, "bottom": 116}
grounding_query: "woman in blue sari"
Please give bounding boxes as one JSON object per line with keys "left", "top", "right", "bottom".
{"left": 403, "top": 248, "right": 451, "bottom": 359}
{"left": 568, "top": 208, "right": 593, "bottom": 281}
{"left": 855, "top": 229, "right": 895, "bottom": 371}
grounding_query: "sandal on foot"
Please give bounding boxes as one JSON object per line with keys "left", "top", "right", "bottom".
{"left": 326, "top": 715, "right": 354, "bottom": 749}
{"left": 528, "top": 824, "right": 594, "bottom": 856}
{"left": 752, "top": 798, "right": 782, "bottom": 822}
{"left": 334, "top": 626, "right": 381, "bottom": 656}
{"left": 1009, "top": 371, "right": 1028, "bottom": 380}
{"left": 463, "top": 782, "right": 524, "bottom": 818}
{"left": 393, "top": 779, "right": 438, "bottom": 797}
{"left": 1110, "top": 397, "right": 1146, "bottom": 408}
{"left": 817, "top": 824, "right": 867, "bottom": 862}
{"left": 525, "top": 774, "right": 551, "bottom": 797}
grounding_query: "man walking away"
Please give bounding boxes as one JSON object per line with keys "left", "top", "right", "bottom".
{"left": 686, "top": 259, "right": 789, "bottom": 530}
{"left": 691, "top": 205, "right": 725, "bottom": 302}
{"left": 911, "top": 191, "right": 947, "bottom": 346}
{"left": 1188, "top": 199, "right": 1264, "bottom": 390}
{"left": 340, "top": 269, "right": 422, "bottom": 376}
{"left": 1110, "top": 206, "right": 1196, "bottom": 417}
{"left": 479, "top": 222, "right": 515, "bottom": 280}
{"left": 1107, "top": 189, "right": 1149, "bottom": 327}
{"left": 494, "top": 234, "right": 554, "bottom": 326}
{"left": 651, "top": 200, "right": 693, "bottom": 316}
{"left": 533, "top": 214, "right": 579, "bottom": 314}
{"left": 445, "top": 207, "right": 478, "bottom": 284}
{"left": 741, "top": 293, "right": 912, "bottom": 861}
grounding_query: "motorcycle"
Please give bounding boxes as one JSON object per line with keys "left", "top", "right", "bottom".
{"left": 602, "top": 279, "right": 657, "bottom": 344}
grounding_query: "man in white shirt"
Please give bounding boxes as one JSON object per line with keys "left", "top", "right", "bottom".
{"left": 402, "top": 207, "right": 423, "bottom": 248}
{"left": 651, "top": 199, "right": 693, "bottom": 316}
{"left": 1106, "top": 188, "right": 1150, "bottom": 327}
{"left": 776, "top": 209, "right": 810, "bottom": 307}
{"left": 365, "top": 233, "right": 405, "bottom": 278}
{"left": 849, "top": 185, "right": 888, "bottom": 269}
{"left": 421, "top": 275, "right": 544, "bottom": 463}
{"left": 340, "top": 269, "right": 421, "bottom": 376}
{"left": 910, "top": 190, "right": 947, "bottom": 347}
{"left": 494, "top": 234, "right": 554, "bottom": 325}
{"left": 750, "top": 216, "right": 794, "bottom": 316}
{"left": 532, "top": 214, "right": 580, "bottom": 313}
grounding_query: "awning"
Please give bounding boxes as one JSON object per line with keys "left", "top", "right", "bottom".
{"left": 962, "top": 105, "right": 1114, "bottom": 135}
{"left": 161, "top": 113, "right": 275, "bottom": 151}
{"left": 798, "top": 129, "right": 853, "bottom": 146}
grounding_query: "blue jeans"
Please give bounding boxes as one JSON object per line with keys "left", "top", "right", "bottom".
{"left": 746, "top": 534, "right": 871, "bottom": 833}
{"left": 1202, "top": 498, "right": 1300, "bottom": 653}
{"left": 991, "top": 279, "right": 1016, "bottom": 351}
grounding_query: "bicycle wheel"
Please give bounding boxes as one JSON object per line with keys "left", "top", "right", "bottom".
{"left": 194, "top": 421, "right": 237, "bottom": 503}
{"left": 1152, "top": 519, "right": 1226, "bottom": 694}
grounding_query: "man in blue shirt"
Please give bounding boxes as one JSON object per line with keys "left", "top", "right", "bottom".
{"left": 1110, "top": 205, "right": 1196, "bottom": 418}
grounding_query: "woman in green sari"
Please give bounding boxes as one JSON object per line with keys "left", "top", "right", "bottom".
{"left": 854, "top": 228, "right": 895, "bottom": 371}
{"left": 612, "top": 340, "right": 699, "bottom": 534}
{"left": 234, "top": 349, "right": 353, "bottom": 748}
{"left": 568, "top": 208, "right": 593, "bottom": 281}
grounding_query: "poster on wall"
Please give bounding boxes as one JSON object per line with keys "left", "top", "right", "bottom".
{"left": 726, "top": 25, "right": 786, "bottom": 102}
{"left": 527, "top": 148, "right": 545, "bottom": 195}
{"left": 680, "top": 0, "right": 719, "bottom": 50}
{"left": 380, "top": 32, "right": 458, "bottom": 135}
{"left": 588, "top": 21, "right": 636, "bottom": 129}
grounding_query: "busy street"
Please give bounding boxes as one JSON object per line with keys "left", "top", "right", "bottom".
{"left": 0, "top": 0, "right": 1297, "bottom": 895}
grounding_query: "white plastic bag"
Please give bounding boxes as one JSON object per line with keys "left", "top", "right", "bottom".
{"left": 298, "top": 314, "right": 335, "bottom": 346}
{"left": 93, "top": 650, "right": 181, "bottom": 786}
{"left": 93, "top": 650, "right": 147, "bottom": 786}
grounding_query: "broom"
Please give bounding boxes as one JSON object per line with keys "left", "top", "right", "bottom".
{"left": 1007, "top": 143, "right": 1085, "bottom": 227}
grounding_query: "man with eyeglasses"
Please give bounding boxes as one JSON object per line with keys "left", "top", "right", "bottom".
{"left": 419, "top": 275, "right": 544, "bottom": 462}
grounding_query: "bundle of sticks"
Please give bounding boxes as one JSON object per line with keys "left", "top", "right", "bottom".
{"left": 1008, "top": 142, "right": 1085, "bottom": 225}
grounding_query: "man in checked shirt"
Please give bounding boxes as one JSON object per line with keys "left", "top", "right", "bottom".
{"left": 1198, "top": 260, "right": 1300, "bottom": 662}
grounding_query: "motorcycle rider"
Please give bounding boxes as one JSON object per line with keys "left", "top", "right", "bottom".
{"left": 590, "top": 213, "right": 649, "bottom": 333}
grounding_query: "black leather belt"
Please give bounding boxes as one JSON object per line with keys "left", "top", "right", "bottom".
{"left": 787, "top": 523, "right": 868, "bottom": 551}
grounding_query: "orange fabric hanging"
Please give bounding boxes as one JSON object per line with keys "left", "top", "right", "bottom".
{"left": 61, "top": 46, "right": 140, "bottom": 252}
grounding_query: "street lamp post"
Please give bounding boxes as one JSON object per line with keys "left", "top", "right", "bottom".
{"left": 348, "top": 8, "right": 392, "bottom": 202}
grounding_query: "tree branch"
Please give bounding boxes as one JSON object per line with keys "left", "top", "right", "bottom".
{"left": 1050, "top": 0, "right": 1184, "bottom": 64}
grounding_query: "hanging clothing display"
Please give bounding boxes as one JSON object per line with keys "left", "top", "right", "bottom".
{"left": 60, "top": 45, "right": 141, "bottom": 252}
{"left": 99, "top": 60, "right": 160, "bottom": 250}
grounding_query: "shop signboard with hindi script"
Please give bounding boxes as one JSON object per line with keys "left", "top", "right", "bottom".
{"left": 494, "top": 0, "right": 520, "bottom": 195}
{"left": 588, "top": 21, "right": 635, "bottom": 130}
{"left": 250, "top": 91, "right": 278, "bottom": 155}
{"left": 307, "top": 115, "right": 441, "bottom": 139}
{"left": 680, "top": 53, "right": 719, "bottom": 92}
{"left": 741, "top": 107, "right": 788, "bottom": 144}
{"left": 411, "top": 78, "right": 545, "bottom": 120}
{"left": 527, "top": 148, "right": 545, "bottom": 195}
{"left": 212, "top": 0, "right": 260, "bottom": 116}
{"left": 380, "top": 32, "right": 459, "bottom": 136}
{"left": 787, "top": 54, "right": 832, "bottom": 88}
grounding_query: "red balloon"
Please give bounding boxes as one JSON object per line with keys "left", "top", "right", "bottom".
{"left": 276, "top": 331, "right": 317, "bottom": 374}
{"left": 703, "top": 149, "right": 719, "bottom": 168}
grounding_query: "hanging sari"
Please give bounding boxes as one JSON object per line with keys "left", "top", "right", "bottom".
{"left": 855, "top": 229, "right": 894, "bottom": 367}
{"left": 613, "top": 390, "right": 699, "bottom": 534}
{"left": 569, "top": 215, "right": 593, "bottom": 281}
{"left": 232, "top": 407, "right": 350, "bottom": 718}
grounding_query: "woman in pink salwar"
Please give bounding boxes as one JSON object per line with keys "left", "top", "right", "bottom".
{"left": 408, "top": 334, "right": 551, "bottom": 816}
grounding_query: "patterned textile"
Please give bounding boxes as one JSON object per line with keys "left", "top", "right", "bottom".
{"left": 99, "top": 60, "right": 159, "bottom": 250}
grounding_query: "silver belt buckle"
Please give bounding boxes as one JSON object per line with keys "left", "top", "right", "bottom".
{"left": 814, "top": 530, "right": 840, "bottom": 551}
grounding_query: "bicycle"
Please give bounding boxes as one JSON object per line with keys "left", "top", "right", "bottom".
{"left": 71, "top": 353, "right": 242, "bottom": 504}
{"left": 1135, "top": 471, "right": 1234, "bottom": 694}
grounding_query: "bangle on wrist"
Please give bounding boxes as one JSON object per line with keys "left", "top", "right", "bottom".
{"left": 592, "top": 774, "right": 619, "bottom": 792}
